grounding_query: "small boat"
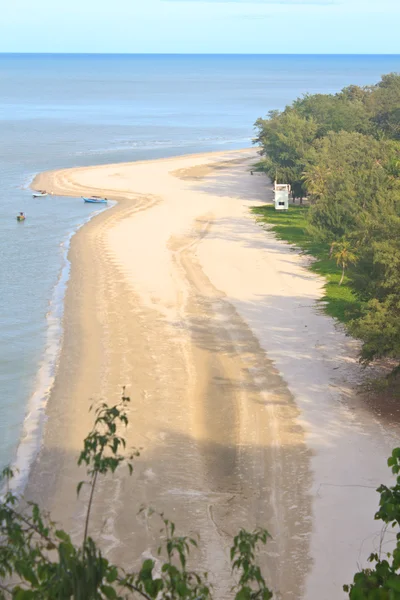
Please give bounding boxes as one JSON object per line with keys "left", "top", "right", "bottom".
{"left": 17, "top": 214, "right": 26, "bottom": 221}
{"left": 82, "top": 196, "right": 108, "bottom": 204}
{"left": 32, "top": 190, "right": 48, "bottom": 198}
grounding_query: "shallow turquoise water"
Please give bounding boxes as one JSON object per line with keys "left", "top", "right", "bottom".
{"left": 1, "top": 53, "right": 399, "bottom": 482}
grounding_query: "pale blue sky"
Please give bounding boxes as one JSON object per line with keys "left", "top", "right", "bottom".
{"left": 0, "top": 0, "right": 399, "bottom": 54}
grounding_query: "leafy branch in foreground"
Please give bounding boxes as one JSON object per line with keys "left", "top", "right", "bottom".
{"left": 344, "top": 448, "right": 400, "bottom": 598}
{"left": 0, "top": 390, "right": 273, "bottom": 599}
{"left": 76, "top": 388, "right": 139, "bottom": 545}
{"left": 230, "top": 529, "right": 272, "bottom": 600}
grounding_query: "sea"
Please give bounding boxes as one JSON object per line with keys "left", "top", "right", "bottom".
{"left": 1, "top": 53, "right": 399, "bottom": 486}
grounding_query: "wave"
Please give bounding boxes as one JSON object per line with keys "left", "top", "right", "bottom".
{"left": 73, "top": 136, "right": 252, "bottom": 156}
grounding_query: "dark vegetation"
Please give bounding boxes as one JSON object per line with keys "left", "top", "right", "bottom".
{"left": 253, "top": 73, "right": 400, "bottom": 379}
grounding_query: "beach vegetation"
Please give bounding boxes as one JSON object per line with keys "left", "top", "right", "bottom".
{"left": 254, "top": 72, "right": 400, "bottom": 375}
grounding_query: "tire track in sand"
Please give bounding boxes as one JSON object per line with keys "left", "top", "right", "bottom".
{"left": 168, "top": 215, "right": 313, "bottom": 599}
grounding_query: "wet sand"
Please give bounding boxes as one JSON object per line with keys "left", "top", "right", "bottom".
{"left": 28, "top": 149, "right": 398, "bottom": 598}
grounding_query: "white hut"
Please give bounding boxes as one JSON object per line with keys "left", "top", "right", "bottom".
{"left": 274, "top": 183, "right": 290, "bottom": 211}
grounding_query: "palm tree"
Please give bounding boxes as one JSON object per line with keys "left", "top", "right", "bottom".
{"left": 331, "top": 240, "right": 358, "bottom": 286}
{"left": 302, "top": 165, "right": 330, "bottom": 200}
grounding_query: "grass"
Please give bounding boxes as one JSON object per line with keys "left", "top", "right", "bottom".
{"left": 251, "top": 205, "right": 362, "bottom": 324}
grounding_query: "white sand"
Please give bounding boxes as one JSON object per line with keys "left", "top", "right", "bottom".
{"left": 32, "top": 149, "right": 399, "bottom": 599}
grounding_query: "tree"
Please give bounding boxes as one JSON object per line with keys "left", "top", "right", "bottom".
{"left": 331, "top": 240, "right": 358, "bottom": 286}
{"left": 254, "top": 74, "right": 400, "bottom": 372}
{"left": 293, "top": 92, "right": 371, "bottom": 138}
{"left": 347, "top": 193, "right": 400, "bottom": 366}
{"left": 350, "top": 296, "right": 400, "bottom": 364}
{"left": 254, "top": 109, "right": 318, "bottom": 199}
{"left": 306, "top": 131, "right": 391, "bottom": 240}
{"left": 301, "top": 164, "right": 331, "bottom": 201}
{"left": 367, "top": 73, "right": 400, "bottom": 140}
{"left": 0, "top": 391, "right": 273, "bottom": 599}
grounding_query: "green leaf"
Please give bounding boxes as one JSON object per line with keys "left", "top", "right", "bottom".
{"left": 17, "top": 563, "right": 38, "bottom": 587}
{"left": 55, "top": 529, "right": 71, "bottom": 543}
{"left": 101, "top": 584, "right": 118, "bottom": 599}
{"left": 235, "top": 586, "right": 252, "bottom": 600}
{"left": 387, "top": 575, "right": 400, "bottom": 592}
{"left": 14, "top": 590, "right": 36, "bottom": 600}
{"left": 139, "top": 559, "right": 154, "bottom": 580}
{"left": 106, "top": 566, "right": 119, "bottom": 583}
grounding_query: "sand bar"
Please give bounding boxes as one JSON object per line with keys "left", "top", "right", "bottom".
{"left": 29, "top": 149, "right": 399, "bottom": 599}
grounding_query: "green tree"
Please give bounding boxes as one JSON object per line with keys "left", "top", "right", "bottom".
{"left": 293, "top": 92, "right": 371, "bottom": 137}
{"left": 347, "top": 192, "right": 400, "bottom": 366}
{"left": 351, "top": 296, "right": 400, "bottom": 364}
{"left": 306, "top": 131, "right": 391, "bottom": 239}
{"left": 301, "top": 164, "right": 331, "bottom": 201}
{"left": 331, "top": 240, "right": 358, "bottom": 286}
{"left": 367, "top": 73, "right": 400, "bottom": 140}
{"left": 254, "top": 74, "right": 400, "bottom": 372}
{"left": 254, "top": 109, "right": 317, "bottom": 199}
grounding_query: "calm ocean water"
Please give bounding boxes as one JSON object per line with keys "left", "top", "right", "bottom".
{"left": 1, "top": 53, "right": 399, "bottom": 483}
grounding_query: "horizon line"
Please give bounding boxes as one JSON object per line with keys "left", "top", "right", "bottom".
{"left": 1, "top": 52, "right": 400, "bottom": 56}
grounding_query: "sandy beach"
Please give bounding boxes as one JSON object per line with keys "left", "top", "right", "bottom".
{"left": 28, "top": 149, "right": 398, "bottom": 599}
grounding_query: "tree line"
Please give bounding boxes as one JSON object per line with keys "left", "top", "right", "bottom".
{"left": 254, "top": 74, "right": 400, "bottom": 374}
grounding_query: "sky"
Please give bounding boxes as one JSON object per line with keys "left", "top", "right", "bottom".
{"left": 0, "top": 0, "right": 399, "bottom": 54}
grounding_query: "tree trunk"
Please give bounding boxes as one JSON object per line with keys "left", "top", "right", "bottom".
{"left": 339, "top": 264, "right": 345, "bottom": 286}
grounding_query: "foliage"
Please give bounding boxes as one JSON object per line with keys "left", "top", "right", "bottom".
{"left": 305, "top": 132, "right": 394, "bottom": 239}
{"left": 331, "top": 240, "right": 358, "bottom": 286}
{"left": 254, "top": 73, "right": 400, "bottom": 372}
{"left": 254, "top": 109, "right": 317, "bottom": 199}
{"left": 367, "top": 73, "right": 400, "bottom": 140}
{"left": 293, "top": 91, "right": 371, "bottom": 138}
{"left": 230, "top": 529, "right": 272, "bottom": 600}
{"left": 0, "top": 392, "right": 273, "bottom": 599}
{"left": 350, "top": 296, "right": 400, "bottom": 364}
{"left": 344, "top": 448, "right": 400, "bottom": 598}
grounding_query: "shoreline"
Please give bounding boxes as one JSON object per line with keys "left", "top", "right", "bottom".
{"left": 25, "top": 149, "right": 399, "bottom": 599}
{"left": 9, "top": 198, "right": 114, "bottom": 494}
{"left": 19, "top": 147, "right": 246, "bottom": 490}
{"left": 31, "top": 147, "right": 254, "bottom": 198}
{"left": 16, "top": 148, "right": 253, "bottom": 497}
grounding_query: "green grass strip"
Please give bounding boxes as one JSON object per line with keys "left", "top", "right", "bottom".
{"left": 251, "top": 205, "right": 361, "bottom": 323}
